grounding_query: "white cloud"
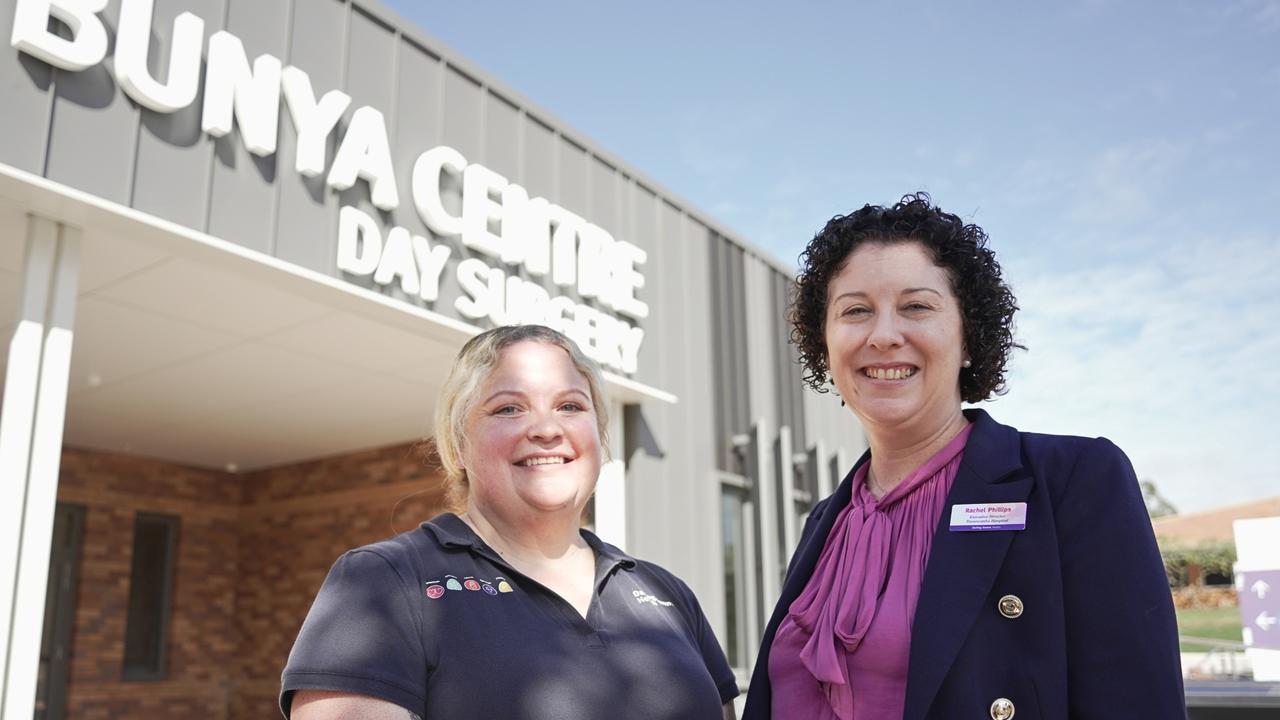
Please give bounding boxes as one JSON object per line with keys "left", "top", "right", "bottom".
{"left": 987, "top": 230, "right": 1280, "bottom": 513}
{"left": 1068, "top": 138, "right": 1191, "bottom": 225}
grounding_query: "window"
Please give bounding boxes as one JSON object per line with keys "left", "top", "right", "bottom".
{"left": 36, "top": 503, "right": 85, "bottom": 720}
{"left": 719, "top": 472, "right": 756, "bottom": 675}
{"left": 122, "top": 512, "right": 179, "bottom": 681}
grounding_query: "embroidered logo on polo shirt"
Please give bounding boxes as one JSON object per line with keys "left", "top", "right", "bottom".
{"left": 426, "top": 575, "right": 514, "bottom": 600}
{"left": 632, "top": 590, "right": 674, "bottom": 608}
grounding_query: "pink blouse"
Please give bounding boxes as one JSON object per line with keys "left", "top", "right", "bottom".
{"left": 768, "top": 425, "right": 973, "bottom": 720}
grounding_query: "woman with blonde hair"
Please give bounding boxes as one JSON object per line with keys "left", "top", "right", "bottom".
{"left": 281, "top": 324, "right": 738, "bottom": 720}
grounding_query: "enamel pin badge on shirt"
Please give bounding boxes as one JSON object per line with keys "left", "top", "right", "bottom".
{"left": 949, "top": 502, "right": 1027, "bottom": 532}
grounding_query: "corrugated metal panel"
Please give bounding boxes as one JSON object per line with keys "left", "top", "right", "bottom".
{"left": 626, "top": 203, "right": 721, "bottom": 622}
{"left": 556, "top": 135, "right": 588, "bottom": 220}
{"left": 728, "top": 243, "right": 750, "bottom": 450}
{"left": 625, "top": 195, "right": 681, "bottom": 562}
{"left": 206, "top": 0, "right": 290, "bottom": 253}
{"left": 629, "top": 187, "right": 661, "bottom": 379}
{"left": 520, "top": 113, "right": 556, "bottom": 201}
{"left": 678, "top": 212, "right": 720, "bottom": 614}
{"left": 743, "top": 255, "right": 780, "bottom": 425}
{"left": 626, "top": 195, "right": 678, "bottom": 561}
{"left": 330, "top": 4, "right": 396, "bottom": 228}
{"left": 273, "top": 0, "right": 346, "bottom": 272}
{"left": 42, "top": 2, "right": 136, "bottom": 204}
{"left": 589, "top": 156, "right": 618, "bottom": 233}
{"left": 774, "top": 270, "right": 807, "bottom": 452}
{"left": 123, "top": 0, "right": 218, "bottom": 231}
{"left": 0, "top": 0, "right": 54, "bottom": 172}
{"left": 482, "top": 90, "right": 519, "bottom": 180}
{"left": 387, "top": 37, "right": 442, "bottom": 239}
{"left": 440, "top": 65, "right": 481, "bottom": 161}
{"left": 709, "top": 233, "right": 750, "bottom": 472}
{"left": 680, "top": 213, "right": 732, "bottom": 638}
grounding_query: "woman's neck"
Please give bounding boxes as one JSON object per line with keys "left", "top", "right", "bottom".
{"left": 459, "top": 503, "right": 590, "bottom": 568}
{"left": 865, "top": 409, "right": 969, "bottom": 497}
{"left": 460, "top": 502, "right": 597, "bottom": 618}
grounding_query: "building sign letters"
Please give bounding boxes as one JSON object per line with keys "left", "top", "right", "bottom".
{"left": 10, "top": 0, "right": 648, "bottom": 373}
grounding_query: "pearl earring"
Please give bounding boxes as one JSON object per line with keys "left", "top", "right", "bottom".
{"left": 962, "top": 359, "right": 972, "bottom": 368}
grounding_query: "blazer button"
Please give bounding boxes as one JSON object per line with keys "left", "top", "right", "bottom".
{"left": 997, "top": 594, "right": 1024, "bottom": 619}
{"left": 990, "top": 697, "right": 1015, "bottom": 720}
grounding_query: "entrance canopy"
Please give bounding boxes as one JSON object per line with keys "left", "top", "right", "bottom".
{"left": 0, "top": 165, "right": 673, "bottom": 473}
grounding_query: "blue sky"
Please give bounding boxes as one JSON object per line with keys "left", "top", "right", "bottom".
{"left": 385, "top": 0, "right": 1280, "bottom": 513}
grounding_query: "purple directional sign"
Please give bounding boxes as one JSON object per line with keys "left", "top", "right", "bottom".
{"left": 1239, "top": 570, "right": 1280, "bottom": 650}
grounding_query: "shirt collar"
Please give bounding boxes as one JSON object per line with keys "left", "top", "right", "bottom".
{"left": 580, "top": 528, "right": 638, "bottom": 570}
{"left": 422, "top": 512, "right": 637, "bottom": 571}
{"left": 421, "top": 512, "right": 481, "bottom": 549}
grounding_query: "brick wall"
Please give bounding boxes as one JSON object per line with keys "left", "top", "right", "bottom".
{"left": 234, "top": 443, "right": 449, "bottom": 720}
{"left": 54, "top": 442, "right": 449, "bottom": 720}
{"left": 57, "top": 449, "right": 240, "bottom": 720}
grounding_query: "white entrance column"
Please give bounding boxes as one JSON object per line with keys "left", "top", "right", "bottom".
{"left": 593, "top": 400, "right": 628, "bottom": 550}
{"left": 0, "top": 214, "right": 80, "bottom": 720}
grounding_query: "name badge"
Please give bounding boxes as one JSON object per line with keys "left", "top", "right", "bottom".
{"left": 950, "top": 502, "right": 1027, "bottom": 532}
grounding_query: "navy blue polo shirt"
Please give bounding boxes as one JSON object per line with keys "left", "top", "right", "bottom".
{"left": 280, "top": 513, "right": 738, "bottom": 719}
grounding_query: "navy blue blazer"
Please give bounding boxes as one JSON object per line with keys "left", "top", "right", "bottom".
{"left": 743, "top": 409, "right": 1186, "bottom": 719}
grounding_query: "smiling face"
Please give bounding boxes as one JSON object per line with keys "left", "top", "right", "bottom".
{"left": 460, "top": 340, "right": 603, "bottom": 522}
{"left": 824, "top": 241, "right": 967, "bottom": 437}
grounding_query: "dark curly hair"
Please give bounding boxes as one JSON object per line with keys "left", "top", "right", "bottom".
{"left": 791, "top": 192, "right": 1021, "bottom": 403}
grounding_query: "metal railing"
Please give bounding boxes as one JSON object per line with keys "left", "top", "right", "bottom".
{"left": 1181, "top": 635, "right": 1251, "bottom": 680}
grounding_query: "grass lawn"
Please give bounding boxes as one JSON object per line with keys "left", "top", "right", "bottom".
{"left": 1177, "top": 606, "right": 1243, "bottom": 652}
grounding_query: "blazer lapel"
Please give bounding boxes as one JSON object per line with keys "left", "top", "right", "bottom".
{"left": 743, "top": 453, "right": 867, "bottom": 719}
{"left": 902, "top": 410, "right": 1031, "bottom": 720}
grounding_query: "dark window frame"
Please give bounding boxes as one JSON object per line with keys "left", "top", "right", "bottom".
{"left": 121, "top": 511, "right": 179, "bottom": 681}
{"left": 37, "top": 502, "right": 86, "bottom": 720}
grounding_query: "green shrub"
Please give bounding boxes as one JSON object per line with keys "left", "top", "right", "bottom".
{"left": 1161, "top": 541, "right": 1236, "bottom": 587}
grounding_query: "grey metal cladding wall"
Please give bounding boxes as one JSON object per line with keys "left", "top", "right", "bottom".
{"left": 629, "top": 186, "right": 667, "bottom": 389}
{"left": 441, "top": 65, "right": 482, "bottom": 161}
{"left": 131, "top": 0, "right": 221, "bottom": 233}
{"left": 521, "top": 114, "right": 556, "bottom": 201}
{"left": 43, "top": 0, "right": 136, "bottom": 205}
{"left": 0, "top": 0, "right": 53, "bottom": 173}
{"left": 590, "top": 156, "right": 620, "bottom": 234}
{"left": 384, "top": 35, "right": 440, "bottom": 294}
{"left": 743, "top": 254, "right": 781, "bottom": 428}
{"left": 333, "top": 6, "right": 395, "bottom": 224}
{"left": 557, "top": 136, "right": 589, "bottom": 220}
{"left": 206, "top": 0, "right": 290, "bottom": 254}
{"left": 9, "top": 0, "right": 773, "bottom": 394}
{"left": 3, "top": 0, "right": 863, "bottom": 636}
{"left": 274, "top": 0, "right": 346, "bottom": 271}
{"left": 482, "top": 90, "right": 519, "bottom": 180}
{"left": 709, "top": 233, "right": 750, "bottom": 472}
{"left": 625, "top": 200, "right": 724, "bottom": 634}
{"left": 772, "top": 270, "right": 807, "bottom": 451}
{"left": 672, "top": 211, "right": 723, "bottom": 639}
{"left": 6, "top": 0, "right": 834, "bottom": 429}
{"left": 624, "top": 191, "right": 669, "bottom": 561}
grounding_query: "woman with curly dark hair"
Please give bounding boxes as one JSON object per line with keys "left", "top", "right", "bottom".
{"left": 742, "top": 194, "right": 1184, "bottom": 720}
